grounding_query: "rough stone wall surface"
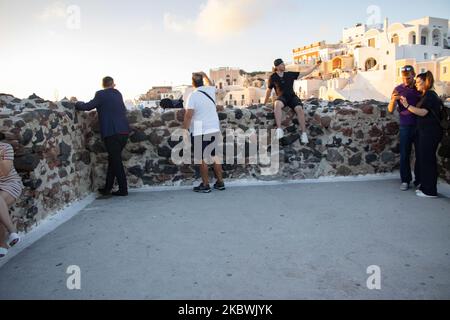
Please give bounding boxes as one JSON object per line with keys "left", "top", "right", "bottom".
{"left": 1, "top": 94, "right": 449, "bottom": 232}
{"left": 439, "top": 149, "right": 450, "bottom": 184}
{"left": 0, "top": 94, "right": 95, "bottom": 232}
{"left": 88, "top": 99, "right": 403, "bottom": 189}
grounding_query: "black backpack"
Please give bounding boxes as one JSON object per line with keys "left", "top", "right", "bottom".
{"left": 432, "top": 98, "right": 450, "bottom": 158}
{"left": 439, "top": 101, "right": 450, "bottom": 130}
{"left": 420, "top": 92, "right": 450, "bottom": 158}
{"left": 426, "top": 93, "right": 449, "bottom": 130}
{"left": 160, "top": 98, "right": 184, "bottom": 109}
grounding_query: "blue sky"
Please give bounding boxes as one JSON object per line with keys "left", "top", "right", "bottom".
{"left": 0, "top": 0, "right": 449, "bottom": 101}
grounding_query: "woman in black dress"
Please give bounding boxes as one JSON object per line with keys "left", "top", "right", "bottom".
{"left": 400, "top": 71, "right": 443, "bottom": 198}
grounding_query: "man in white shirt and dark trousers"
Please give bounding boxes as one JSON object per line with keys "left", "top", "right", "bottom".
{"left": 183, "top": 72, "right": 225, "bottom": 193}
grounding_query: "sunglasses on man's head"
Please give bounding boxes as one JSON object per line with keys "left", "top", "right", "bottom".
{"left": 401, "top": 66, "right": 414, "bottom": 72}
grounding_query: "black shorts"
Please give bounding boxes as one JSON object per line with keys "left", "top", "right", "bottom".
{"left": 276, "top": 95, "right": 303, "bottom": 110}
{"left": 191, "top": 133, "right": 220, "bottom": 161}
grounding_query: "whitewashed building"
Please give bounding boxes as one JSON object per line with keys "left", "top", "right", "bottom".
{"left": 315, "top": 16, "right": 450, "bottom": 101}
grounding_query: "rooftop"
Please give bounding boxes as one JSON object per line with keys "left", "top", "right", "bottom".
{"left": 1, "top": 176, "right": 449, "bottom": 299}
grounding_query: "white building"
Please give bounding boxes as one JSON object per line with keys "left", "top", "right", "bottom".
{"left": 210, "top": 67, "right": 245, "bottom": 89}
{"left": 318, "top": 16, "right": 450, "bottom": 101}
{"left": 350, "top": 17, "right": 450, "bottom": 67}
{"left": 343, "top": 23, "right": 369, "bottom": 44}
{"left": 224, "top": 87, "right": 266, "bottom": 107}
{"left": 293, "top": 41, "right": 347, "bottom": 65}
{"left": 294, "top": 79, "right": 324, "bottom": 99}
{"left": 136, "top": 100, "right": 159, "bottom": 109}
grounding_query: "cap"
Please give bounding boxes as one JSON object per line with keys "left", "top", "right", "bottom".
{"left": 401, "top": 65, "right": 415, "bottom": 74}
{"left": 274, "top": 59, "right": 284, "bottom": 67}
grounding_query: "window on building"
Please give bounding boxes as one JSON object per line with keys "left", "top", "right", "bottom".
{"left": 383, "top": 65, "right": 387, "bottom": 70}
{"left": 413, "top": 35, "right": 417, "bottom": 44}
{"left": 421, "top": 36, "right": 427, "bottom": 45}
{"left": 230, "top": 94, "right": 233, "bottom": 99}
{"left": 424, "top": 53, "right": 428, "bottom": 60}
{"left": 368, "top": 38, "right": 376, "bottom": 48}
{"left": 444, "top": 66, "right": 448, "bottom": 74}
{"left": 391, "top": 34, "right": 399, "bottom": 45}
{"left": 234, "top": 100, "right": 237, "bottom": 106}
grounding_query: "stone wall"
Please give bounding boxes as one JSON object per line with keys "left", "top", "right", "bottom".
{"left": 439, "top": 149, "right": 450, "bottom": 184}
{"left": 0, "top": 94, "right": 95, "bottom": 232}
{"left": 88, "top": 99, "right": 403, "bottom": 189}
{"left": 1, "top": 94, "right": 449, "bottom": 232}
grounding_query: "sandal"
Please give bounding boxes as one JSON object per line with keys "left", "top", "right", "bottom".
{"left": 7, "top": 233, "right": 20, "bottom": 248}
{"left": 0, "top": 247, "right": 7, "bottom": 259}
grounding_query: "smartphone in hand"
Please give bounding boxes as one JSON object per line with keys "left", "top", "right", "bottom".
{"left": 392, "top": 90, "right": 400, "bottom": 101}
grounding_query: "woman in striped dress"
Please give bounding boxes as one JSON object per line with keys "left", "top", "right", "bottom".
{"left": 0, "top": 133, "right": 23, "bottom": 259}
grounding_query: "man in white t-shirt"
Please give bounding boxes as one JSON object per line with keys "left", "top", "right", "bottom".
{"left": 183, "top": 72, "right": 225, "bottom": 193}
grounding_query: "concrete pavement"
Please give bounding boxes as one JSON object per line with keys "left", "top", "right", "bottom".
{"left": 0, "top": 178, "right": 449, "bottom": 299}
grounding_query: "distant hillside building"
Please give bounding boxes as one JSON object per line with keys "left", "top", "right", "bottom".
{"left": 210, "top": 68, "right": 268, "bottom": 107}
{"left": 141, "top": 86, "right": 172, "bottom": 101}
{"left": 210, "top": 67, "right": 245, "bottom": 89}
{"left": 223, "top": 87, "right": 266, "bottom": 107}
{"left": 292, "top": 41, "right": 347, "bottom": 65}
{"left": 292, "top": 16, "right": 450, "bottom": 101}
{"left": 160, "top": 85, "right": 193, "bottom": 101}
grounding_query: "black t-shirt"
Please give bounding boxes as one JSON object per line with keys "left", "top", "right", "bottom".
{"left": 268, "top": 72, "right": 300, "bottom": 98}
{"left": 417, "top": 90, "right": 443, "bottom": 130}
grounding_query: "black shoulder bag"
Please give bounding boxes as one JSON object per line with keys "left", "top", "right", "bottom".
{"left": 198, "top": 90, "right": 216, "bottom": 107}
{"left": 160, "top": 98, "right": 184, "bottom": 109}
{"left": 425, "top": 92, "right": 449, "bottom": 130}
{"left": 417, "top": 92, "right": 450, "bottom": 158}
{"left": 427, "top": 95, "right": 450, "bottom": 158}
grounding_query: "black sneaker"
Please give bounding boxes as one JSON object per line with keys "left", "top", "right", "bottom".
{"left": 193, "top": 183, "right": 211, "bottom": 193}
{"left": 214, "top": 181, "right": 226, "bottom": 191}
{"left": 98, "top": 188, "right": 111, "bottom": 196}
{"left": 112, "top": 190, "right": 128, "bottom": 197}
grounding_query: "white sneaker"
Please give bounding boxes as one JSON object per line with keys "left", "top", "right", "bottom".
{"left": 7, "top": 233, "right": 20, "bottom": 248}
{"left": 0, "top": 247, "right": 8, "bottom": 259}
{"left": 301, "top": 132, "right": 309, "bottom": 144}
{"left": 275, "top": 128, "right": 284, "bottom": 140}
{"left": 416, "top": 190, "right": 438, "bottom": 198}
{"left": 400, "top": 183, "right": 409, "bottom": 191}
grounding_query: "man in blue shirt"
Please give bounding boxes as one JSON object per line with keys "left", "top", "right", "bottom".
{"left": 73, "top": 77, "right": 130, "bottom": 196}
